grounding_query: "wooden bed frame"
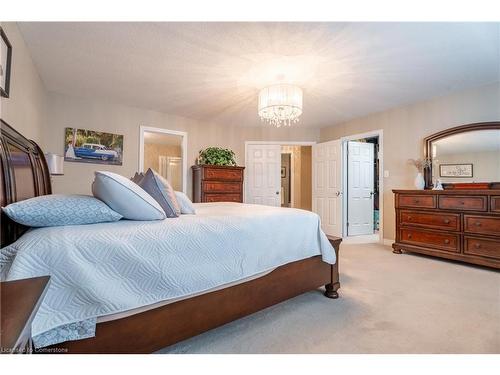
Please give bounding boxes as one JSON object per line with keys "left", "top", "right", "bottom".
{"left": 0, "top": 119, "right": 341, "bottom": 354}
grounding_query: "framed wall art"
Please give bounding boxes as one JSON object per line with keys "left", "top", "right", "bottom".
{"left": 0, "top": 27, "right": 12, "bottom": 98}
{"left": 65, "top": 127, "right": 123, "bottom": 165}
{"left": 439, "top": 163, "right": 473, "bottom": 178}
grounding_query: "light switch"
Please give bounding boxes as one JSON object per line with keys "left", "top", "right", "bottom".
{"left": 384, "top": 170, "right": 390, "bottom": 178}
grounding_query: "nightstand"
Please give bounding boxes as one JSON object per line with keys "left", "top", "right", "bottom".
{"left": 1, "top": 276, "right": 50, "bottom": 354}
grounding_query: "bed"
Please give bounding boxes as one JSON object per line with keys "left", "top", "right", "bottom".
{"left": 0, "top": 119, "right": 341, "bottom": 354}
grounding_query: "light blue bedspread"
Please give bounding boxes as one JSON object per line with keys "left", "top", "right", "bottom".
{"left": 0, "top": 203, "right": 336, "bottom": 348}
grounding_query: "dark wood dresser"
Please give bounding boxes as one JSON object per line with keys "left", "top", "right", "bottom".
{"left": 393, "top": 190, "right": 500, "bottom": 269}
{"left": 192, "top": 165, "right": 245, "bottom": 203}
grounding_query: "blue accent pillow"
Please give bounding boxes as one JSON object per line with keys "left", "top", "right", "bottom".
{"left": 2, "top": 194, "right": 123, "bottom": 227}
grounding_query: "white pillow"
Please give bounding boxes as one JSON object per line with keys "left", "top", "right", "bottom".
{"left": 175, "top": 191, "right": 196, "bottom": 214}
{"left": 92, "top": 171, "right": 166, "bottom": 220}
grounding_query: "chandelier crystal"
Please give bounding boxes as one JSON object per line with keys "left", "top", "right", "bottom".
{"left": 258, "top": 84, "right": 303, "bottom": 127}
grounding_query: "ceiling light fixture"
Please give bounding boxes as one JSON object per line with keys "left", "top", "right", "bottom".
{"left": 258, "top": 84, "right": 303, "bottom": 127}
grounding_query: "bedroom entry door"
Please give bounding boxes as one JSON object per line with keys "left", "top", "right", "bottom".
{"left": 312, "top": 140, "right": 342, "bottom": 237}
{"left": 246, "top": 144, "right": 281, "bottom": 206}
{"left": 347, "top": 141, "right": 374, "bottom": 236}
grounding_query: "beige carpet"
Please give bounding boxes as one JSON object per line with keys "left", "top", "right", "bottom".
{"left": 157, "top": 243, "right": 500, "bottom": 354}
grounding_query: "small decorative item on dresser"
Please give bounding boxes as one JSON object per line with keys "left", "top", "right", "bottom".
{"left": 1, "top": 276, "right": 50, "bottom": 354}
{"left": 408, "top": 158, "right": 431, "bottom": 190}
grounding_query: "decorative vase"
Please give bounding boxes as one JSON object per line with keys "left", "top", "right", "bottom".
{"left": 414, "top": 172, "right": 425, "bottom": 190}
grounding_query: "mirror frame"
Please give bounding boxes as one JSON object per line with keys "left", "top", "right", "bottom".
{"left": 423, "top": 121, "right": 500, "bottom": 189}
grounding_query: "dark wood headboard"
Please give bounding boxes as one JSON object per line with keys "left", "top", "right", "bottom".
{"left": 0, "top": 119, "right": 52, "bottom": 247}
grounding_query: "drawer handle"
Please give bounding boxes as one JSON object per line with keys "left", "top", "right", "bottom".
{"left": 443, "top": 219, "right": 450, "bottom": 224}
{"left": 407, "top": 234, "right": 413, "bottom": 239}
{"left": 474, "top": 243, "right": 481, "bottom": 249}
{"left": 413, "top": 199, "right": 420, "bottom": 204}
{"left": 407, "top": 216, "right": 412, "bottom": 220}
{"left": 460, "top": 201, "right": 465, "bottom": 205}
{"left": 474, "top": 222, "right": 482, "bottom": 227}
{"left": 444, "top": 239, "right": 450, "bottom": 244}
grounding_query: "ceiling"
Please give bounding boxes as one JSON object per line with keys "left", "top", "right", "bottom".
{"left": 19, "top": 22, "right": 500, "bottom": 128}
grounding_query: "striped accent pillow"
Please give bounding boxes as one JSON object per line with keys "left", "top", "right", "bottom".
{"left": 138, "top": 169, "right": 181, "bottom": 218}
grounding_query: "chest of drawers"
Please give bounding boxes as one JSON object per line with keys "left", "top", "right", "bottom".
{"left": 192, "top": 165, "right": 245, "bottom": 203}
{"left": 393, "top": 190, "right": 500, "bottom": 269}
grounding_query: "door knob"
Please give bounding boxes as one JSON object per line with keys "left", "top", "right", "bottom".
{"left": 336, "top": 191, "right": 341, "bottom": 197}
{"left": 276, "top": 191, "right": 279, "bottom": 195}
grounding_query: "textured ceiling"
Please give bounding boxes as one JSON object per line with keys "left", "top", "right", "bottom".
{"left": 19, "top": 22, "right": 500, "bottom": 128}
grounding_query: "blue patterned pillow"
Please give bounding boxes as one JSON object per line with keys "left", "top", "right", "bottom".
{"left": 2, "top": 194, "right": 123, "bottom": 227}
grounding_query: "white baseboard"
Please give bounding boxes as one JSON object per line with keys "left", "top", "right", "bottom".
{"left": 382, "top": 238, "right": 394, "bottom": 246}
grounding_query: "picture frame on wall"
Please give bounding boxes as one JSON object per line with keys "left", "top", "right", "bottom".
{"left": 439, "top": 163, "right": 473, "bottom": 178}
{"left": 64, "top": 127, "right": 124, "bottom": 165}
{"left": 0, "top": 27, "right": 12, "bottom": 98}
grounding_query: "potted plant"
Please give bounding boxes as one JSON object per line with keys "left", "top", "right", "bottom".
{"left": 197, "top": 147, "right": 237, "bottom": 166}
{"left": 408, "top": 158, "right": 432, "bottom": 189}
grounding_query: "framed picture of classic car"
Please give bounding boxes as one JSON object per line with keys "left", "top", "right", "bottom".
{"left": 65, "top": 128, "right": 123, "bottom": 165}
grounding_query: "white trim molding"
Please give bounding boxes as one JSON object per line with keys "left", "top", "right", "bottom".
{"left": 139, "top": 126, "right": 188, "bottom": 194}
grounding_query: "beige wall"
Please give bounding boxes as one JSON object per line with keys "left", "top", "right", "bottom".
{"left": 0, "top": 22, "right": 47, "bottom": 144}
{"left": 320, "top": 82, "right": 500, "bottom": 241}
{"left": 281, "top": 145, "right": 312, "bottom": 211}
{"left": 45, "top": 92, "right": 320, "bottom": 197}
{"left": 300, "top": 146, "right": 312, "bottom": 211}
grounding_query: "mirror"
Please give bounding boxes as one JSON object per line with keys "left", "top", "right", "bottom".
{"left": 142, "top": 129, "right": 185, "bottom": 192}
{"left": 424, "top": 123, "right": 500, "bottom": 188}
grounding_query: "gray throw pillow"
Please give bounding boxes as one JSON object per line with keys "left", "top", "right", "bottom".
{"left": 92, "top": 171, "right": 166, "bottom": 220}
{"left": 131, "top": 172, "right": 144, "bottom": 184}
{"left": 138, "top": 169, "right": 181, "bottom": 218}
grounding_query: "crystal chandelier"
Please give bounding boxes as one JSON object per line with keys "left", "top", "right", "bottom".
{"left": 258, "top": 84, "right": 303, "bottom": 127}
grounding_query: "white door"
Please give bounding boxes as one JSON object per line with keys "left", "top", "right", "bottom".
{"left": 347, "top": 141, "right": 374, "bottom": 236}
{"left": 312, "top": 140, "right": 342, "bottom": 237}
{"left": 246, "top": 144, "right": 281, "bottom": 206}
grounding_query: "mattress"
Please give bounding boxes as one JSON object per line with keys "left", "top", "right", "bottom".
{"left": 1, "top": 202, "right": 336, "bottom": 347}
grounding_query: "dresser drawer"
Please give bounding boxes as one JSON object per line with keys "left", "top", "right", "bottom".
{"left": 398, "top": 195, "right": 436, "bottom": 209}
{"left": 491, "top": 196, "right": 500, "bottom": 213}
{"left": 202, "top": 181, "right": 241, "bottom": 193}
{"left": 203, "top": 168, "right": 243, "bottom": 181}
{"left": 438, "top": 195, "right": 487, "bottom": 211}
{"left": 204, "top": 193, "right": 242, "bottom": 203}
{"left": 464, "top": 236, "right": 500, "bottom": 259}
{"left": 400, "top": 228, "right": 459, "bottom": 252}
{"left": 400, "top": 210, "right": 460, "bottom": 231}
{"left": 464, "top": 215, "right": 500, "bottom": 236}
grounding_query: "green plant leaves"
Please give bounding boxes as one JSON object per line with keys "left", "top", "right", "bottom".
{"left": 198, "top": 147, "right": 237, "bottom": 166}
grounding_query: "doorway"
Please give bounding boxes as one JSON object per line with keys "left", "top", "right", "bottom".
{"left": 245, "top": 141, "right": 314, "bottom": 210}
{"left": 139, "top": 126, "right": 188, "bottom": 193}
{"left": 341, "top": 130, "right": 383, "bottom": 243}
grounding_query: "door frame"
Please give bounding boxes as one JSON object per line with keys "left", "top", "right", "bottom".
{"left": 139, "top": 126, "right": 188, "bottom": 194}
{"left": 244, "top": 141, "right": 316, "bottom": 203}
{"left": 341, "top": 129, "right": 384, "bottom": 243}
